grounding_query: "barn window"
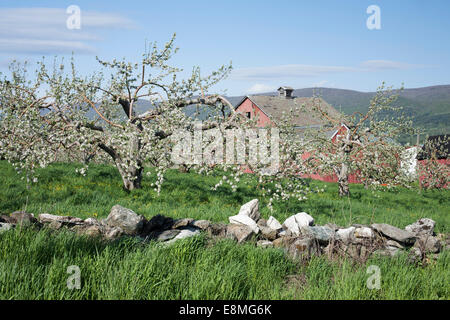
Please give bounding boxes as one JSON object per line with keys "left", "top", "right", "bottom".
{"left": 246, "top": 112, "right": 251, "bottom": 119}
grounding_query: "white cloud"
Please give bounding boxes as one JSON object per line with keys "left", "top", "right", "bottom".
{"left": 231, "top": 60, "right": 424, "bottom": 80}
{"left": 246, "top": 83, "right": 276, "bottom": 94}
{"left": 0, "top": 7, "right": 135, "bottom": 54}
{"left": 359, "top": 60, "right": 423, "bottom": 71}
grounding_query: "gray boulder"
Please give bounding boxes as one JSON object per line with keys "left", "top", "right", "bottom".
{"left": 10, "top": 211, "right": 38, "bottom": 227}
{"left": 413, "top": 235, "right": 442, "bottom": 254}
{"left": 272, "top": 236, "right": 297, "bottom": 249}
{"left": 226, "top": 224, "right": 255, "bottom": 243}
{"left": 288, "top": 237, "right": 321, "bottom": 259}
{"left": 191, "top": 220, "right": 211, "bottom": 230}
{"left": 405, "top": 218, "right": 436, "bottom": 237}
{"left": 259, "top": 225, "right": 278, "bottom": 241}
{"left": 300, "top": 226, "right": 335, "bottom": 245}
{"left": 371, "top": 223, "right": 416, "bottom": 245}
{"left": 105, "top": 205, "right": 146, "bottom": 236}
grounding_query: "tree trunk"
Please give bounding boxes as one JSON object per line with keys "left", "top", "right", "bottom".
{"left": 337, "top": 162, "right": 350, "bottom": 197}
{"left": 117, "top": 163, "right": 143, "bottom": 191}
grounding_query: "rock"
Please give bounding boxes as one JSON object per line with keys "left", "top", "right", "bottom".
{"left": 150, "top": 229, "right": 181, "bottom": 242}
{"left": 0, "top": 222, "right": 14, "bottom": 233}
{"left": 229, "top": 214, "right": 259, "bottom": 234}
{"left": 282, "top": 212, "right": 314, "bottom": 236}
{"left": 172, "top": 218, "right": 194, "bottom": 229}
{"left": 257, "top": 240, "right": 273, "bottom": 248}
{"left": 340, "top": 242, "right": 371, "bottom": 260}
{"left": 82, "top": 225, "right": 103, "bottom": 238}
{"left": 371, "top": 223, "right": 416, "bottom": 245}
{"left": 386, "top": 239, "right": 404, "bottom": 249}
{"left": 207, "top": 223, "right": 227, "bottom": 237}
{"left": 39, "top": 213, "right": 84, "bottom": 227}
{"left": 238, "top": 199, "right": 260, "bottom": 221}
{"left": 10, "top": 211, "right": 38, "bottom": 227}
{"left": 354, "top": 227, "right": 374, "bottom": 239}
{"left": 257, "top": 218, "right": 267, "bottom": 228}
{"left": 288, "top": 238, "right": 320, "bottom": 259}
{"left": 259, "top": 225, "right": 278, "bottom": 241}
{"left": 105, "top": 205, "right": 146, "bottom": 236}
{"left": 166, "top": 227, "right": 200, "bottom": 244}
{"left": 413, "top": 235, "right": 442, "bottom": 254}
{"left": 336, "top": 227, "right": 355, "bottom": 242}
{"left": 226, "top": 224, "right": 255, "bottom": 243}
{"left": 105, "top": 227, "right": 123, "bottom": 240}
{"left": 272, "top": 236, "right": 297, "bottom": 249}
{"left": 405, "top": 218, "right": 436, "bottom": 237}
{"left": 267, "top": 216, "right": 283, "bottom": 230}
{"left": 191, "top": 220, "right": 211, "bottom": 230}
{"left": 300, "top": 226, "right": 335, "bottom": 245}
{"left": 84, "top": 218, "right": 101, "bottom": 225}
{"left": 48, "top": 221, "right": 63, "bottom": 230}
{"left": 0, "top": 215, "right": 16, "bottom": 224}
{"left": 374, "top": 246, "right": 402, "bottom": 257}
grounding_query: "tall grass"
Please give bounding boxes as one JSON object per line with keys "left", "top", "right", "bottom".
{"left": 0, "top": 161, "right": 449, "bottom": 231}
{"left": 0, "top": 161, "right": 448, "bottom": 299}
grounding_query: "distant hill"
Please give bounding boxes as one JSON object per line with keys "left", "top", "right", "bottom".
{"left": 227, "top": 85, "right": 450, "bottom": 143}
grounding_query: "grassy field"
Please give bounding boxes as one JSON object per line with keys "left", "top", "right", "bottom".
{"left": 0, "top": 161, "right": 449, "bottom": 299}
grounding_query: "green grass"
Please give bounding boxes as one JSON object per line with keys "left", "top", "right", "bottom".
{"left": 0, "top": 161, "right": 449, "bottom": 299}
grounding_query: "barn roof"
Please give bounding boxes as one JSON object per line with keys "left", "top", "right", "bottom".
{"left": 417, "top": 134, "right": 450, "bottom": 160}
{"left": 237, "top": 95, "right": 344, "bottom": 127}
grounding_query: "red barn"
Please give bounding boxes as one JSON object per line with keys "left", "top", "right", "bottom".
{"left": 416, "top": 134, "right": 450, "bottom": 188}
{"left": 234, "top": 86, "right": 353, "bottom": 182}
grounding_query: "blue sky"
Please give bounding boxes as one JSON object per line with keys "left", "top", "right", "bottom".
{"left": 0, "top": 0, "right": 449, "bottom": 96}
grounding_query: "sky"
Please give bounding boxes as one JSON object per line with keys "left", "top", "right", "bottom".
{"left": 0, "top": 0, "right": 449, "bottom": 96}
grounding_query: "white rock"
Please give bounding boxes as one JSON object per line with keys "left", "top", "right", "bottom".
{"left": 267, "top": 216, "right": 282, "bottom": 230}
{"left": 238, "top": 199, "right": 260, "bottom": 221}
{"left": 336, "top": 227, "right": 355, "bottom": 242}
{"left": 0, "top": 223, "right": 14, "bottom": 233}
{"left": 294, "top": 212, "right": 314, "bottom": 227}
{"left": 166, "top": 227, "right": 200, "bottom": 244}
{"left": 229, "top": 214, "right": 259, "bottom": 234}
{"left": 354, "top": 227, "right": 374, "bottom": 239}
{"left": 283, "top": 212, "right": 314, "bottom": 236}
{"left": 283, "top": 215, "right": 301, "bottom": 236}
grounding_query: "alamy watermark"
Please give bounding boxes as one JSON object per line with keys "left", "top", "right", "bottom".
{"left": 66, "top": 5, "right": 81, "bottom": 30}
{"left": 67, "top": 265, "right": 81, "bottom": 290}
{"left": 366, "top": 265, "right": 381, "bottom": 290}
{"left": 171, "top": 122, "right": 280, "bottom": 172}
{"left": 367, "top": 5, "right": 381, "bottom": 30}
